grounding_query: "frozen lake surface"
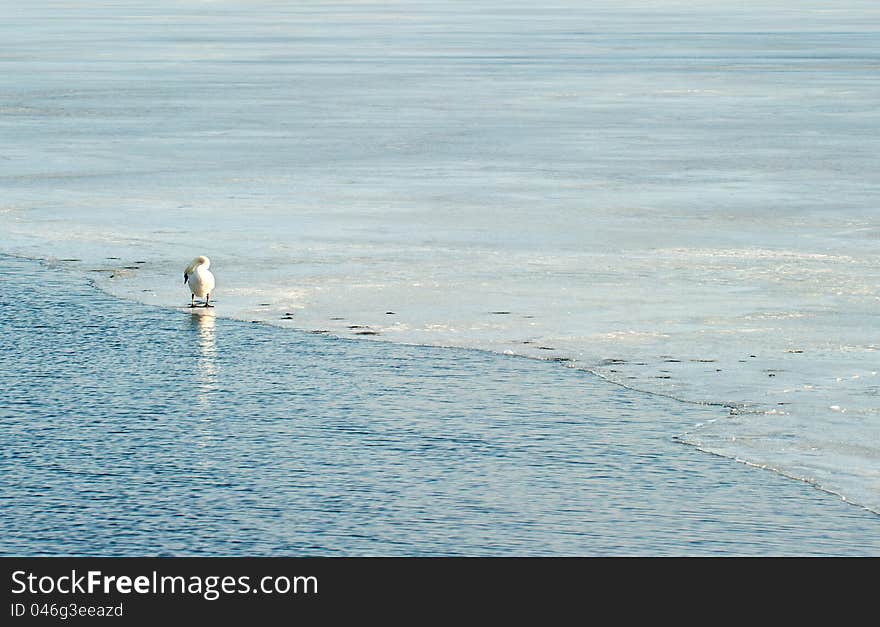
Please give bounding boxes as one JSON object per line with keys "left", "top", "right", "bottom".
{"left": 1, "top": 1, "right": 878, "bottom": 514}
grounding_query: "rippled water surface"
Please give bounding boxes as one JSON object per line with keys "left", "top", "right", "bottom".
{"left": 2, "top": 257, "right": 879, "bottom": 556}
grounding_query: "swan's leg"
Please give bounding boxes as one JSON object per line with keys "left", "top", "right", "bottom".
{"left": 205, "top": 293, "right": 213, "bottom": 308}
{"left": 189, "top": 293, "right": 195, "bottom": 308}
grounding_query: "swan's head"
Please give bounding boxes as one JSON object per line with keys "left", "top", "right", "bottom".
{"left": 185, "top": 256, "right": 211, "bottom": 273}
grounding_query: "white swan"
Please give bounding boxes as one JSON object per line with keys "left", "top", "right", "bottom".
{"left": 184, "top": 255, "right": 216, "bottom": 308}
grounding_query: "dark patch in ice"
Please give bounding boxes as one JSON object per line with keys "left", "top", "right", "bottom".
{"left": 122, "top": 266, "right": 140, "bottom": 270}
{"left": 354, "top": 330, "right": 380, "bottom": 336}
{"left": 348, "top": 325, "right": 369, "bottom": 329}
{"left": 385, "top": 311, "right": 396, "bottom": 315}
{"left": 106, "top": 257, "right": 121, "bottom": 260}
{"left": 60, "top": 258, "right": 81, "bottom": 262}
{"left": 490, "top": 311, "right": 511, "bottom": 315}
{"left": 664, "top": 359, "right": 681, "bottom": 363}
{"left": 655, "top": 375, "right": 672, "bottom": 379}
{"left": 309, "top": 330, "right": 329, "bottom": 334}
{"left": 600, "top": 358, "right": 627, "bottom": 365}
{"left": 691, "top": 359, "right": 716, "bottom": 363}
{"left": 330, "top": 317, "right": 345, "bottom": 320}
{"left": 786, "top": 349, "right": 804, "bottom": 353}
{"left": 537, "top": 346, "right": 555, "bottom": 351}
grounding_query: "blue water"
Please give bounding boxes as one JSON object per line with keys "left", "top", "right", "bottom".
{"left": 1, "top": 256, "right": 878, "bottom": 556}
{"left": 2, "top": 0, "right": 878, "bottom": 511}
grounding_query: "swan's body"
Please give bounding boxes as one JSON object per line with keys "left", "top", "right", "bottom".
{"left": 184, "top": 256, "right": 215, "bottom": 307}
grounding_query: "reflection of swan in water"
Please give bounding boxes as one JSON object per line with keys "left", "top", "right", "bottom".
{"left": 190, "top": 309, "right": 217, "bottom": 407}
